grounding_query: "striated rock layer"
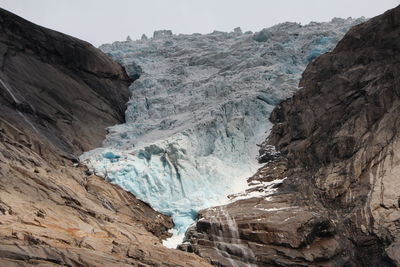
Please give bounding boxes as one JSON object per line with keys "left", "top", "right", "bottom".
{"left": 181, "top": 5, "right": 400, "bottom": 266}
{"left": 0, "top": 8, "right": 209, "bottom": 266}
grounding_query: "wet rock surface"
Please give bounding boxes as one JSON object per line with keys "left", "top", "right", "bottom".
{"left": 0, "top": 8, "right": 209, "bottom": 267}
{"left": 180, "top": 159, "right": 346, "bottom": 266}
{"left": 181, "top": 6, "right": 400, "bottom": 266}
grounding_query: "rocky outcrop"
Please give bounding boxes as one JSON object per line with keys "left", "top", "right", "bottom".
{"left": 180, "top": 5, "right": 400, "bottom": 266}
{"left": 0, "top": 8, "right": 208, "bottom": 266}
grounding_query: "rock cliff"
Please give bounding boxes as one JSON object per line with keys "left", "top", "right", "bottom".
{"left": 181, "top": 5, "right": 400, "bottom": 266}
{"left": 0, "top": 8, "right": 208, "bottom": 266}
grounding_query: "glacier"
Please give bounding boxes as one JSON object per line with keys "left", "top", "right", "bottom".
{"left": 80, "top": 18, "right": 363, "bottom": 248}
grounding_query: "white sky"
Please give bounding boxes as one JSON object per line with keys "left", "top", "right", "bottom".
{"left": 1, "top": 0, "right": 399, "bottom": 47}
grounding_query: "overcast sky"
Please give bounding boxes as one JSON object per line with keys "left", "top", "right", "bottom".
{"left": 1, "top": 0, "right": 399, "bottom": 47}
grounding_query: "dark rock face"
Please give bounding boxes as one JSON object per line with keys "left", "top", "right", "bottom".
{"left": 181, "top": 5, "right": 400, "bottom": 266}
{"left": 0, "top": 7, "right": 132, "bottom": 155}
{"left": 0, "top": 8, "right": 209, "bottom": 266}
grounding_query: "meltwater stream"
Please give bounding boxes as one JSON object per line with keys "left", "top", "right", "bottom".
{"left": 0, "top": 77, "right": 41, "bottom": 136}
{"left": 80, "top": 18, "right": 361, "bottom": 248}
{"left": 206, "top": 206, "right": 257, "bottom": 266}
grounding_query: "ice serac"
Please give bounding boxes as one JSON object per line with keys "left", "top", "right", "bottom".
{"left": 182, "top": 5, "right": 400, "bottom": 266}
{"left": 81, "top": 18, "right": 362, "bottom": 246}
{"left": 0, "top": 8, "right": 208, "bottom": 266}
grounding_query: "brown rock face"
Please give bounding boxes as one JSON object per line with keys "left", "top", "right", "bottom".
{"left": 0, "top": 8, "right": 209, "bottom": 267}
{"left": 180, "top": 5, "right": 400, "bottom": 267}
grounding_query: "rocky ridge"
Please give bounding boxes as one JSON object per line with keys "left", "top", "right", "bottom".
{"left": 180, "top": 5, "right": 400, "bottom": 266}
{"left": 0, "top": 8, "right": 208, "bottom": 266}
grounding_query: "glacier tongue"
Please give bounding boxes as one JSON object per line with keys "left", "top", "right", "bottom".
{"left": 80, "top": 18, "right": 363, "bottom": 248}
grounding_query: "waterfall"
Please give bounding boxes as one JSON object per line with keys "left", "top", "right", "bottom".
{"left": 0, "top": 76, "right": 20, "bottom": 104}
{"left": 0, "top": 76, "right": 41, "bottom": 136}
{"left": 207, "top": 206, "right": 256, "bottom": 267}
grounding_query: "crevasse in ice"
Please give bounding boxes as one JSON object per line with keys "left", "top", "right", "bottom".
{"left": 79, "top": 18, "right": 363, "bottom": 247}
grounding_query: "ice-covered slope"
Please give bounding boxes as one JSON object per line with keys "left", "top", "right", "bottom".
{"left": 80, "top": 18, "right": 363, "bottom": 247}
